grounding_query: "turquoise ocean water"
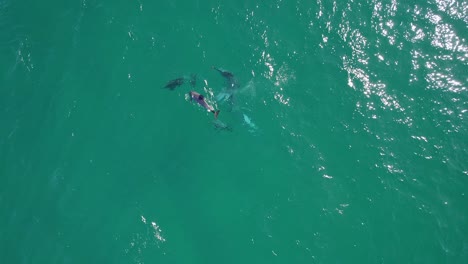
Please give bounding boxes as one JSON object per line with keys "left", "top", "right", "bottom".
{"left": 1, "top": 0, "right": 467, "bottom": 263}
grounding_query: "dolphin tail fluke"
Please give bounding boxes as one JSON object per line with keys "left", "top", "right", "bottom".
{"left": 214, "top": 110, "right": 220, "bottom": 119}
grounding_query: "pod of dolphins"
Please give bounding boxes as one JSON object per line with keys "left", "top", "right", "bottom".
{"left": 163, "top": 66, "right": 257, "bottom": 132}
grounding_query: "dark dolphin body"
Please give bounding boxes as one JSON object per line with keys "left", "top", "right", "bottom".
{"left": 164, "top": 74, "right": 198, "bottom": 90}
{"left": 213, "top": 66, "right": 234, "bottom": 79}
{"left": 212, "top": 66, "right": 238, "bottom": 89}
{"left": 189, "top": 91, "right": 220, "bottom": 119}
{"left": 164, "top": 77, "right": 185, "bottom": 90}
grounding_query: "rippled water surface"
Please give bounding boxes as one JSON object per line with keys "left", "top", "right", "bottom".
{"left": 1, "top": 0, "right": 467, "bottom": 263}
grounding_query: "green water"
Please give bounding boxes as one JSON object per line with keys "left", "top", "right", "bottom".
{"left": 1, "top": 0, "right": 467, "bottom": 263}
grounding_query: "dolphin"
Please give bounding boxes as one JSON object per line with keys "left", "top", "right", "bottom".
{"left": 163, "top": 77, "right": 185, "bottom": 90}
{"left": 243, "top": 113, "right": 258, "bottom": 131}
{"left": 212, "top": 119, "right": 232, "bottom": 131}
{"left": 163, "top": 74, "right": 197, "bottom": 90}
{"left": 189, "top": 91, "right": 220, "bottom": 118}
{"left": 212, "top": 66, "right": 240, "bottom": 111}
{"left": 212, "top": 67, "right": 259, "bottom": 133}
{"left": 212, "top": 66, "right": 238, "bottom": 89}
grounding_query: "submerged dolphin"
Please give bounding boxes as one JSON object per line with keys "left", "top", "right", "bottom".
{"left": 212, "top": 67, "right": 259, "bottom": 133}
{"left": 163, "top": 77, "right": 185, "bottom": 90}
{"left": 163, "top": 74, "right": 197, "bottom": 90}
{"left": 212, "top": 66, "right": 238, "bottom": 89}
{"left": 243, "top": 113, "right": 258, "bottom": 132}
{"left": 189, "top": 91, "right": 220, "bottom": 118}
{"left": 213, "top": 119, "right": 232, "bottom": 131}
{"left": 212, "top": 66, "right": 240, "bottom": 111}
